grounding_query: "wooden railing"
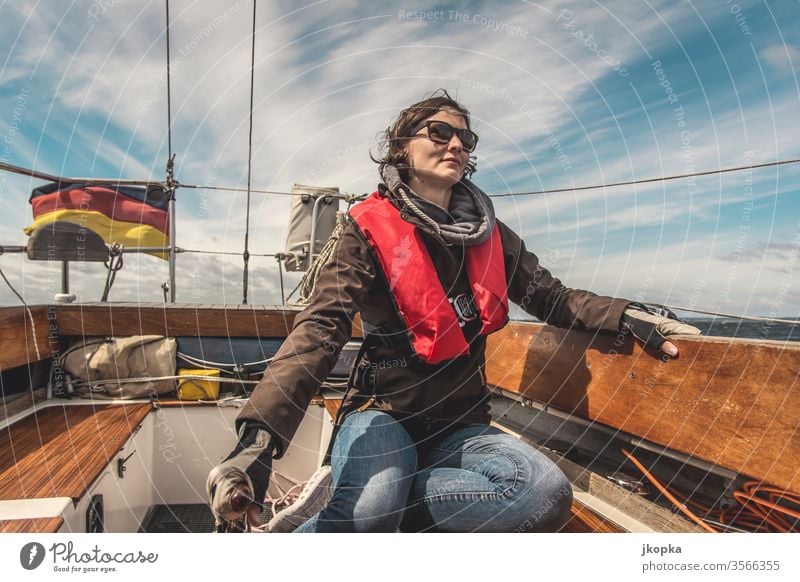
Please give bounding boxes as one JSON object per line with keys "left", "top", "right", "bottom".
{"left": 486, "top": 321, "right": 800, "bottom": 495}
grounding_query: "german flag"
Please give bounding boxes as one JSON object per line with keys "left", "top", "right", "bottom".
{"left": 25, "top": 182, "right": 170, "bottom": 259}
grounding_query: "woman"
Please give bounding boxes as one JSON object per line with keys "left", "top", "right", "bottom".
{"left": 207, "top": 90, "right": 700, "bottom": 532}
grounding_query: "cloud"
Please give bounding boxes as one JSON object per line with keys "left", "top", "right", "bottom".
{"left": 1, "top": 1, "right": 799, "bottom": 315}
{"left": 761, "top": 43, "right": 800, "bottom": 72}
{"left": 717, "top": 240, "right": 800, "bottom": 264}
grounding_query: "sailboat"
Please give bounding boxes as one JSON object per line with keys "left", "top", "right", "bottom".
{"left": 1, "top": 1, "right": 798, "bottom": 535}
{"left": 1, "top": 172, "right": 798, "bottom": 533}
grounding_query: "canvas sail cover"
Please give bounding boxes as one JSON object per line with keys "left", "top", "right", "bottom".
{"left": 283, "top": 184, "right": 339, "bottom": 271}
{"left": 24, "top": 182, "right": 170, "bottom": 259}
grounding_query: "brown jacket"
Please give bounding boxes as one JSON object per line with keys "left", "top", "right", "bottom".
{"left": 238, "top": 196, "right": 631, "bottom": 457}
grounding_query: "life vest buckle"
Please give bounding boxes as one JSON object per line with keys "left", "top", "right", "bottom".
{"left": 450, "top": 293, "right": 478, "bottom": 327}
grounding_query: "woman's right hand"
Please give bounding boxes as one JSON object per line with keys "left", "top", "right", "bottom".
{"left": 206, "top": 423, "right": 274, "bottom": 530}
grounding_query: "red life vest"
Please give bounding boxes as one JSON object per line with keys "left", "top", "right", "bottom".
{"left": 350, "top": 191, "right": 508, "bottom": 364}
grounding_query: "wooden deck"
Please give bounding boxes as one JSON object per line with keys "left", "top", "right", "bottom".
{"left": 0, "top": 403, "right": 151, "bottom": 501}
{"left": 0, "top": 517, "right": 63, "bottom": 533}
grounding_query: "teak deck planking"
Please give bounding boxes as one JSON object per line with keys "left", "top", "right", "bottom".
{"left": 0, "top": 403, "right": 151, "bottom": 501}
{"left": 0, "top": 517, "right": 63, "bottom": 533}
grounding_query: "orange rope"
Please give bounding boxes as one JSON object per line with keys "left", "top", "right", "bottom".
{"left": 621, "top": 449, "right": 718, "bottom": 533}
{"left": 733, "top": 492, "right": 799, "bottom": 531}
{"left": 619, "top": 454, "right": 799, "bottom": 533}
{"left": 743, "top": 481, "right": 800, "bottom": 510}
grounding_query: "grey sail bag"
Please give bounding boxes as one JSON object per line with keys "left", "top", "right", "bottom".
{"left": 283, "top": 184, "right": 339, "bottom": 272}
{"left": 63, "top": 335, "right": 177, "bottom": 398}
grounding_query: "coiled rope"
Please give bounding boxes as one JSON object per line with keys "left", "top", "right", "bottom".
{"left": 292, "top": 211, "right": 348, "bottom": 305}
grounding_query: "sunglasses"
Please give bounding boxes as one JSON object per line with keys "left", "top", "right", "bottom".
{"left": 408, "top": 120, "right": 479, "bottom": 153}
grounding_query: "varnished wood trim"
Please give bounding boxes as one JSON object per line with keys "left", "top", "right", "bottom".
{"left": 155, "top": 398, "right": 222, "bottom": 408}
{"left": 561, "top": 499, "right": 625, "bottom": 533}
{"left": 0, "top": 516, "right": 63, "bottom": 533}
{"left": 487, "top": 322, "right": 800, "bottom": 495}
{"left": 0, "top": 306, "right": 53, "bottom": 370}
{"left": 155, "top": 395, "right": 331, "bottom": 408}
{"left": 54, "top": 303, "right": 364, "bottom": 339}
{"left": 0, "top": 403, "right": 151, "bottom": 501}
{"left": 55, "top": 303, "right": 301, "bottom": 338}
{"left": 323, "top": 399, "right": 342, "bottom": 420}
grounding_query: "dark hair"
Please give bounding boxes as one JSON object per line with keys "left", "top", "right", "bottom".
{"left": 372, "top": 89, "right": 478, "bottom": 182}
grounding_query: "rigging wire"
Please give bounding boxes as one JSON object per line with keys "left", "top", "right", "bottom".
{"left": 488, "top": 157, "right": 800, "bottom": 198}
{"left": 179, "top": 182, "right": 351, "bottom": 198}
{"left": 4, "top": 156, "right": 798, "bottom": 201}
{"left": 0, "top": 161, "right": 163, "bottom": 187}
{"left": 242, "top": 0, "right": 257, "bottom": 305}
{"left": 181, "top": 248, "right": 278, "bottom": 257}
{"left": 164, "top": 0, "right": 173, "bottom": 164}
{"left": 164, "top": 0, "right": 178, "bottom": 302}
{"left": 664, "top": 304, "right": 799, "bottom": 325}
{"left": 177, "top": 156, "right": 800, "bottom": 198}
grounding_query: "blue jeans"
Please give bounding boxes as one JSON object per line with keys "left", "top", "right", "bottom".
{"left": 294, "top": 410, "right": 573, "bottom": 532}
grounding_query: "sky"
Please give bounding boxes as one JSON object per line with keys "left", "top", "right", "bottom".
{"left": 0, "top": 0, "right": 798, "bottom": 319}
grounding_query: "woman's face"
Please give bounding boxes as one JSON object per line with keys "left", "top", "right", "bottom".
{"left": 404, "top": 108, "right": 471, "bottom": 191}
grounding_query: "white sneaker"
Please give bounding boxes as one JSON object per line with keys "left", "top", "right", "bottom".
{"left": 268, "top": 465, "right": 333, "bottom": 533}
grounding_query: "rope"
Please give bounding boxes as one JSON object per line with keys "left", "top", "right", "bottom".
{"left": 69, "top": 374, "right": 260, "bottom": 387}
{"left": 293, "top": 211, "right": 347, "bottom": 305}
{"left": 100, "top": 244, "right": 124, "bottom": 302}
{"left": 0, "top": 264, "right": 41, "bottom": 361}
{"left": 622, "top": 449, "right": 800, "bottom": 533}
{"left": 177, "top": 350, "right": 273, "bottom": 369}
{"left": 396, "top": 185, "right": 442, "bottom": 235}
{"left": 242, "top": 0, "right": 257, "bottom": 305}
{"left": 488, "top": 157, "right": 800, "bottom": 198}
{"left": 622, "top": 449, "right": 718, "bottom": 533}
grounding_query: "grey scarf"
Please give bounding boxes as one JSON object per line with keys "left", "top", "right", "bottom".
{"left": 380, "top": 164, "right": 496, "bottom": 246}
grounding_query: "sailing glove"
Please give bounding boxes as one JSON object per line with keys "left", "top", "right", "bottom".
{"left": 206, "top": 422, "right": 274, "bottom": 526}
{"left": 621, "top": 303, "right": 701, "bottom": 354}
